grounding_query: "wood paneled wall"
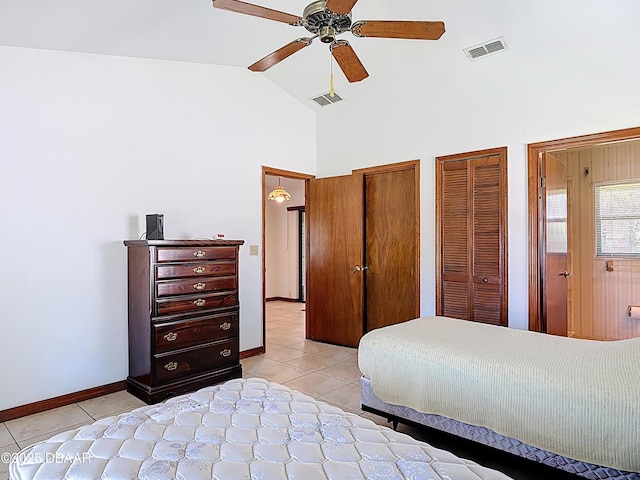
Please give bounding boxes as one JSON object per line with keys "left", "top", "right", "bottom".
{"left": 555, "top": 141, "right": 640, "bottom": 340}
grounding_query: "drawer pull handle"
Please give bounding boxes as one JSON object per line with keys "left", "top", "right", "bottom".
{"left": 194, "top": 299, "right": 206, "bottom": 307}
{"left": 164, "top": 362, "right": 178, "bottom": 371}
{"left": 194, "top": 250, "right": 206, "bottom": 258}
{"left": 193, "top": 282, "right": 206, "bottom": 291}
{"left": 220, "top": 349, "right": 232, "bottom": 357}
{"left": 220, "top": 322, "right": 232, "bottom": 331}
{"left": 193, "top": 266, "right": 206, "bottom": 274}
{"left": 164, "top": 332, "right": 178, "bottom": 342}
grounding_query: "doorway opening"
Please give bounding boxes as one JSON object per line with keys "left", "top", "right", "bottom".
{"left": 262, "top": 167, "right": 314, "bottom": 354}
{"left": 528, "top": 126, "right": 640, "bottom": 340}
{"left": 287, "top": 205, "right": 306, "bottom": 302}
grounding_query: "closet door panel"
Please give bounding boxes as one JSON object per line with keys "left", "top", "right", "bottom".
{"left": 306, "top": 161, "right": 420, "bottom": 346}
{"left": 472, "top": 283, "right": 502, "bottom": 325}
{"left": 471, "top": 157, "right": 504, "bottom": 325}
{"left": 442, "top": 164, "right": 469, "bottom": 276}
{"left": 472, "top": 159, "right": 502, "bottom": 277}
{"left": 365, "top": 168, "right": 418, "bottom": 331}
{"left": 442, "top": 281, "right": 469, "bottom": 319}
{"left": 440, "top": 162, "right": 471, "bottom": 316}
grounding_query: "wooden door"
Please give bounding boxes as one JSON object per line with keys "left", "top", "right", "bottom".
{"left": 541, "top": 153, "right": 569, "bottom": 336}
{"left": 307, "top": 174, "right": 365, "bottom": 347}
{"left": 436, "top": 148, "right": 508, "bottom": 326}
{"left": 364, "top": 167, "right": 419, "bottom": 331}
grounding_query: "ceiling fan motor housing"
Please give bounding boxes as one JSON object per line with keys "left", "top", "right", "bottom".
{"left": 303, "top": 0, "right": 352, "bottom": 42}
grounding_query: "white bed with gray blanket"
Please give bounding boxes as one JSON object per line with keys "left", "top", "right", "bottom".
{"left": 10, "top": 377, "right": 514, "bottom": 480}
{"left": 358, "top": 316, "right": 640, "bottom": 480}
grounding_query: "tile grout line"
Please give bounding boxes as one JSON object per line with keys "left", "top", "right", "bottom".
{"left": 2, "top": 423, "right": 19, "bottom": 449}
{"left": 75, "top": 403, "right": 96, "bottom": 421}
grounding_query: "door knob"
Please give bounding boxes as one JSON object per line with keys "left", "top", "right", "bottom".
{"left": 352, "top": 265, "right": 361, "bottom": 274}
{"left": 559, "top": 271, "right": 572, "bottom": 277}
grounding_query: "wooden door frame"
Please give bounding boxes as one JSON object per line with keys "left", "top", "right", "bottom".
{"left": 286, "top": 205, "right": 306, "bottom": 302}
{"left": 435, "top": 147, "right": 508, "bottom": 324}
{"left": 353, "top": 159, "right": 421, "bottom": 317}
{"left": 261, "top": 166, "right": 314, "bottom": 356}
{"left": 527, "top": 126, "right": 640, "bottom": 332}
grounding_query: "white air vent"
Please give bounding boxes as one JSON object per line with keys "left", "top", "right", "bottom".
{"left": 311, "top": 92, "right": 343, "bottom": 106}
{"left": 464, "top": 37, "right": 508, "bottom": 61}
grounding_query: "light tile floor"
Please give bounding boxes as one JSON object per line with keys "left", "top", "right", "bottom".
{"left": 0, "top": 391, "right": 147, "bottom": 479}
{"left": 242, "top": 301, "right": 369, "bottom": 417}
{"left": 0, "top": 301, "right": 383, "bottom": 480}
{"left": 0, "top": 301, "right": 550, "bottom": 480}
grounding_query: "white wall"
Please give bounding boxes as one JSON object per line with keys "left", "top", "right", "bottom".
{"left": 265, "top": 178, "right": 305, "bottom": 299}
{"left": 0, "top": 46, "right": 315, "bottom": 410}
{"left": 315, "top": 39, "right": 640, "bottom": 330}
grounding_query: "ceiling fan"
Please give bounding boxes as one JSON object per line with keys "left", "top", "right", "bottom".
{"left": 212, "top": 0, "right": 445, "bottom": 82}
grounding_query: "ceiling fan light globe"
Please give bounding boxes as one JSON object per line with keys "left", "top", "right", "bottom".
{"left": 319, "top": 25, "right": 336, "bottom": 43}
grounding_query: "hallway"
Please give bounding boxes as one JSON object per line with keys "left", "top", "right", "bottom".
{"left": 241, "top": 300, "right": 365, "bottom": 415}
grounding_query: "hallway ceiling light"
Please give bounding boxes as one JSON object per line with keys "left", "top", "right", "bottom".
{"left": 268, "top": 177, "right": 292, "bottom": 203}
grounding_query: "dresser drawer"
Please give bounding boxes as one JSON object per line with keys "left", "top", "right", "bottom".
{"left": 156, "top": 292, "right": 238, "bottom": 316}
{"left": 154, "top": 313, "right": 238, "bottom": 354}
{"left": 156, "top": 276, "right": 237, "bottom": 298}
{"left": 156, "top": 262, "right": 236, "bottom": 280}
{"left": 156, "top": 247, "right": 237, "bottom": 263}
{"left": 154, "top": 340, "right": 238, "bottom": 383}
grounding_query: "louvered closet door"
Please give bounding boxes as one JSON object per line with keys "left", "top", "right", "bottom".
{"left": 440, "top": 161, "right": 471, "bottom": 319}
{"left": 437, "top": 148, "right": 508, "bottom": 326}
{"left": 470, "top": 156, "right": 503, "bottom": 324}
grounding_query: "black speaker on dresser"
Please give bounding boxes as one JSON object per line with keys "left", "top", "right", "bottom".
{"left": 146, "top": 214, "right": 164, "bottom": 240}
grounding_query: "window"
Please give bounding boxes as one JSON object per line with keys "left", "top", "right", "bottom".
{"left": 546, "top": 190, "right": 567, "bottom": 253}
{"left": 595, "top": 181, "right": 640, "bottom": 257}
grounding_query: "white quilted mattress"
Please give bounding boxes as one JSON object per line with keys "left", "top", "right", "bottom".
{"left": 9, "top": 378, "right": 514, "bottom": 480}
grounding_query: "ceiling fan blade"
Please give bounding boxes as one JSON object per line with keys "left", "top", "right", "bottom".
{"left": 352, "top": 20, "right": 445, "bottom": 40}
{"left": 330, "top": 40, "right": 369, "bottom": 83}
{"left": 249, "top": 38, "right": 312, "bottom": 72}
{"left": 212, "top": 0, "right": 302, "bottom": 25}
{"left": 325, "top": 0, "right": 359, "bottom": 15}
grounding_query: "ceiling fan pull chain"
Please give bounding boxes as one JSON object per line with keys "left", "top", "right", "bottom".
{"left": 329, "top": 52, "right": 335, "bottom": 97}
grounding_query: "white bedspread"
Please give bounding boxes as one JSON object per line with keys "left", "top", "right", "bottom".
{"left": 10, "top": 378, "right": 513, "bottom": 480}
{"left": 358, "top": 316, "right": 640, "bottom": 472}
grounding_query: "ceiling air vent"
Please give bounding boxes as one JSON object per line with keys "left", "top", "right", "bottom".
{"left": 311, "top": 92, "right": 343, "bottom": 106}
{"left": 464, "top": 37, "right": 508, "bottom": 61}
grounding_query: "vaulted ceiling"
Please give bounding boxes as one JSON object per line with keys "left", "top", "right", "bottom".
{"left": 1, "top": 1, "right": 639, "bottom": 111}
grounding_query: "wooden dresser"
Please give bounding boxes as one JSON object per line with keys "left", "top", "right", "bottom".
{"left": 123, "top": 239, "right": 244, "bottom": 403}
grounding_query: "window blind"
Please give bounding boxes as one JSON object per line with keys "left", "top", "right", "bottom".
{"left": 595, "top": 182, "right": 640, "bottom": 257}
